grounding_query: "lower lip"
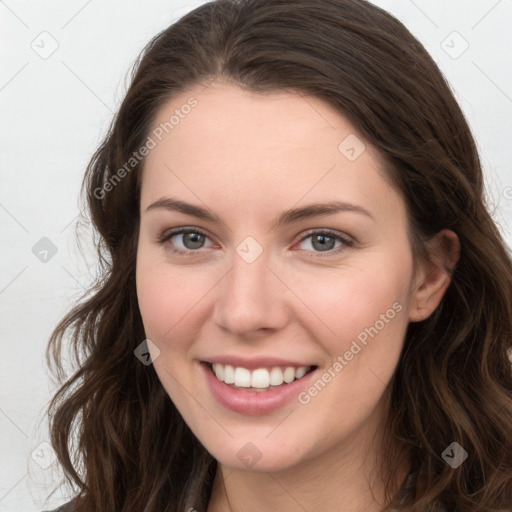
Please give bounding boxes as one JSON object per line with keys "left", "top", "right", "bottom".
{"left": 200, "top": 362, "right": 318, "bottom": 415}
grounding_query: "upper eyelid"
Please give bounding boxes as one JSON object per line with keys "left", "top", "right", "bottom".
{"left": 160, "top": 226, "right": 213, "bottom": 243}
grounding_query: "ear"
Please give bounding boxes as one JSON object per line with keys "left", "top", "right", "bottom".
{"left": 409, "top": 229, "right": 460, "bottom": 323}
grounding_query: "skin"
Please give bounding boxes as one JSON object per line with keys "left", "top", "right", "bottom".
{"left": 136, "top": 80, "right": 460, "bottom": 511}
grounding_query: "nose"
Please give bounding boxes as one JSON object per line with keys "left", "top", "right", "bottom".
{"left": 212, "top": 248, "right": 289, "bottom": 338}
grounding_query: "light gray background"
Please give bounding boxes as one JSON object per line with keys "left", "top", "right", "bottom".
{"left": 1, "top": 1, "right": 511, "bottom": 510}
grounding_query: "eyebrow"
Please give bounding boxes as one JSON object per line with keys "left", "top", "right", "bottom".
{"left": 145, "top": 197, "right": 374, "bottom": 228}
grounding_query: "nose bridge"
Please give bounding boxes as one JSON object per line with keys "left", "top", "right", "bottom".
{"left": 213, "top": 239, "right": 287, "bottom": 335}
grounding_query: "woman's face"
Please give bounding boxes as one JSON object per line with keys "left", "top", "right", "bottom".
{"left": 136, "top": 81, "right": 421, "bottom": 472}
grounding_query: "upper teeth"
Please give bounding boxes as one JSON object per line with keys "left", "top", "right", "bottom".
{"left": 211, "top": 363, "right": 310, "bottom": 388}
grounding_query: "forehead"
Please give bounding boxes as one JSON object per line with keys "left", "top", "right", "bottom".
{"left": 147, "top": 81, "right": 360, "bottom": 163}
{"left": 141, "top": 81, "right": 403, "bottom": 224}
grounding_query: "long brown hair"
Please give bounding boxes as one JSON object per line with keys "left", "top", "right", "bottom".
{"left": 45, "top": 1, "right": 512, "bottom": 510}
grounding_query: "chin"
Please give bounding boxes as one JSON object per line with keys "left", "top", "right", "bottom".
{"left": 203, "top": 430, "right": 312, "bottom": 473}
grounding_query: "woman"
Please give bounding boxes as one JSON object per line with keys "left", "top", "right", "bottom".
{"left": 43, "top": 0, "right": 512, "bottom": 511}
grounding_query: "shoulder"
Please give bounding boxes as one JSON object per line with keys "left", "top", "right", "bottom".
{"left": 41, "top": 498, "right": 76, "bottom": 512}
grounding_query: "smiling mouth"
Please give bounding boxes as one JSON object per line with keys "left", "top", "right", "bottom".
{"left": 204, "top": 362, "right": 318, "bottom": 392}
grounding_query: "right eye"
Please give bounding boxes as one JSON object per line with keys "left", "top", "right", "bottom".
{"left": 158, "top": 227, "right": 215, "bottom": 256}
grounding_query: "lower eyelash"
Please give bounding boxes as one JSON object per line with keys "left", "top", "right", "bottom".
{"left": 158, "top": 228, "right": 353, "bottom": 256}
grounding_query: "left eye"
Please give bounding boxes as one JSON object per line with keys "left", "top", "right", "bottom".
{"left": 296, "top": 231, "right": 349, "bottom": 253}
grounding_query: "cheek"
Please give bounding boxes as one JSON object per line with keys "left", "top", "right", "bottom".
{"left": 136, "top": 250, "right": 189, "bottom": 346}
{"left": 136, "top": 248, "right": 217, "bottom": 358}
{"left": 287, "top": 259, "right": 411, "bottom": 438}
{"left": 135, "top": 255, "right": 198, "bottom": 400}
{"left": 289, "top": 255, "right": 412, "bottom": 366}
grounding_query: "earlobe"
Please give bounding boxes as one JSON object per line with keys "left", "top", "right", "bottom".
{"left": 408, "top": 230, "right": 460, "bottom": 323}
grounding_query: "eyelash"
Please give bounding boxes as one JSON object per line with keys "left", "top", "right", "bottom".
{"left": 157, "top": 227, "right": 354, "bottom": 258}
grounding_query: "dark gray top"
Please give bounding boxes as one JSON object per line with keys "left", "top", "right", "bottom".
{"left": 42, "top": 500, "right": 75, "bottom": 512}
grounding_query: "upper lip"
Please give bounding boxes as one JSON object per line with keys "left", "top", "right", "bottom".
{"left": 202, "top": 355, "right": 316, "bottom": 370}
